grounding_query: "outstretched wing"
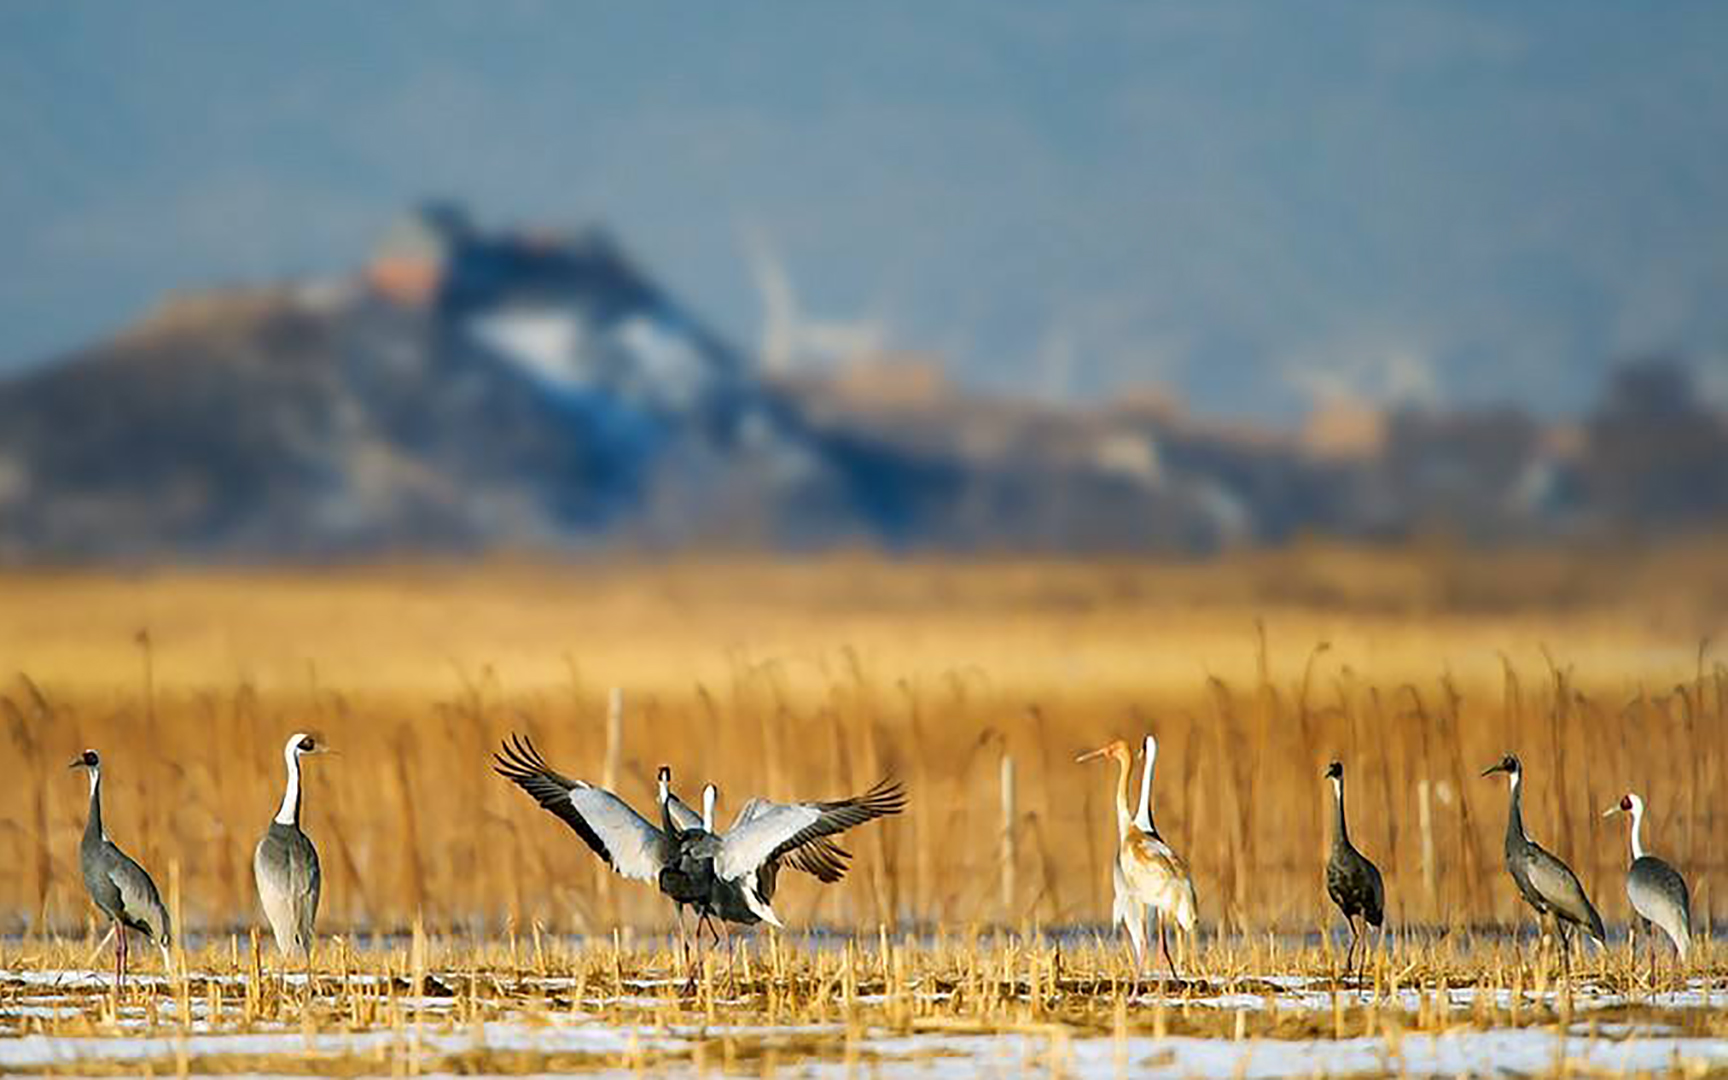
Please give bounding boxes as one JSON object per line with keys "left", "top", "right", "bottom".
{"left": 730, "top": 798, "right": 852, "bottom": 882}
{"left": 716, "top": 777, "right": 905, "bottom": 882}
{"left": 493, "top": 734, "right": 667, "bottom": 882}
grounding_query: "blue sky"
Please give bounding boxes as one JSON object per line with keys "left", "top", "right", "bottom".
{"left": 2, "top": 2, "right": 1725, "bottom": 418}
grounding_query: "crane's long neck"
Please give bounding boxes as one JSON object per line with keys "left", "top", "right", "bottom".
{"left": 84, "top": 766, "right": 108, "bottom": 844}
{"left": 702, "top": 786, "right": 716, "bottom": 833}
{"left": 275, "top": 747, "right": 302, "bottom": 826}
{"left": 1629, "top": 800, "right": 1646, "bottom": 860}
{"left": 1111, "top": 753, "right": 1135, "bottom": 840}
{"left": 657, "top": 772, "right": 677, "bottom": 838}
{"left": 1504, "top": 771, "right": 1526, "bottom": 845}
{"left": 1134, "top": 745, "right": 1155, "bottom": 834}
{"left": 1330, "top": 775, "right": 1350, "bottom": 845}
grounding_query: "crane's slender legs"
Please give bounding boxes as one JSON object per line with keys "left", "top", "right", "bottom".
{"left": 114, "top": 922, "right": 127, "bottom": 995}
{"left": 1157, "top": 913, "right": 1179, "bottom": 981}
{"left": 1555, "top": 918, "right": 1572, "bottom": 980}
{"left": 673, "top": 907, "right": 691, "bottom": 973}
{"left": 1121, "top": 910, "right": 1146, "bottom": 981}
{"left": 1341, "top": 915, "right": 1360, "bottom": 985}
{"left": 1356, "top": 920, "right": 1377, "bottom": 994}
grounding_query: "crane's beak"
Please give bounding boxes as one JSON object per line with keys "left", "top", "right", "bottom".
{"left": 67, "top": 758, "right": 84, "bottom": 770}
{"left": 1479, "top": 763, "right": 1505, "bottom": 777}
{"left": 1075, "top": 745, "right": 1110, "bottom": 764}
{"left": 1601, "top": 803, "right": 1622, "bottom": 818}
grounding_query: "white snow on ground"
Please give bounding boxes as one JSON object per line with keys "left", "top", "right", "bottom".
{"left": 4, "top": 968, "right": 1724, "bottom": 1076}
{"left": 0, "top": 1021, "right": 1724, "bottom": 1077}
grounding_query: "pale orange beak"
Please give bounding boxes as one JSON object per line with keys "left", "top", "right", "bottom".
{"left": 1075, "top": 744, "right": 1114, "bottom": 764}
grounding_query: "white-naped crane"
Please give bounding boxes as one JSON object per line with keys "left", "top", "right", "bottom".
{"left": 493, "top": 735, "right": 902, "bottom": 971}
{"left": 1482, "top": 753, "right": 1604, "bottom": 977}
{"left": 1079, "top": 735, "right": 1197, "bottom": 980}
{"left": 1603, "top": 791, "right": 1692, "bottom": 972}
{"left": 71, "top": 749, "right": 172, "bottom": 991}
{"left": 255, "top": 733, "right": 331, "bottom": 964}
{"left": 1323, "top": 760, "right": 1384, "bottom": 989}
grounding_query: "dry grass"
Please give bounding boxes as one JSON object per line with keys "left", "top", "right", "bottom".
{"left": 0, "top": 544, "right": 1724, "bottom": 940}
{"left": 1, "top": 931, "right": 1725, "bottom": 1076}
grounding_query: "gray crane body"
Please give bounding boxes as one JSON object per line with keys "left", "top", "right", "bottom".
{"left": 1323, "top": 763, "right": 1384, "bottom": 982}
{"left": 1607, "top": 793, "right": 1691, "bottom": 961}
{"left": 1485, "top": 755, "right": 1604, "bottom": 956}
{"left": 1629, "top": 856, "right": 1691, "bottom": 958}
{"left": 255, "top": 733, "right": 323, "bottom": 958}
{"left": 72, "top": 751, "right": 171, "bottom": 983}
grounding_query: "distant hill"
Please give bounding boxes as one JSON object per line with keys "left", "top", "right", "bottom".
{"left": 0, "top": 205, "right": 1724, "bottom": 562}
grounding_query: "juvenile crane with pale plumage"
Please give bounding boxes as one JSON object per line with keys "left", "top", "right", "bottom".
{"left": 1078, "top": 735, "right": 1197, "bottom": 980}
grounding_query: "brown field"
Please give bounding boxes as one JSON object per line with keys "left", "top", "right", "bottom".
{"left": 1, "top": 931, "right": 1725, "bottom": 1076}
{"left": 1, "top": 542, "right": 1725, "bottom": 939}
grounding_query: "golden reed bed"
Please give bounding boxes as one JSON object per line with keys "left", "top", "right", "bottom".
{"left": 0, "top": 543, "right": 1723, "bottom": 938}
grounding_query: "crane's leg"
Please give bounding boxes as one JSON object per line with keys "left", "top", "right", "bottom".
{"left": 1644, "top": 917, "right": 1657, "bottom": 986}
{"left": 682, "top": 916, "right": 705, "bottom": 997}
{"left": 1118, "top": 925, "right": 1141, "bottom": 981}
{"left": 673, "top": 906, "right": 687, "bottom": 972}
{"left": 1351, "top": 917, "right": 1366, "bottom": 991}
{"left": 1556, "top": 920, "right": 1571, "bottom": 981}
{"left": 1158, "top": 912, "right": 1179, "bottom": 982}
{"left": 1342, "top": 916, "right": 1359, "bottom": 987}
{"left": 1118, "top": 906, "right": 1146, "bottom": 985}
{"left": 116, "top": 923, "right": 128, "bottom": 996}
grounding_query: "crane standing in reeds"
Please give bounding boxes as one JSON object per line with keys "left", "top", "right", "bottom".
{"left": 1481, "top": 753, "right": 1604, "bottom": 977}
{"left": 71, "top": 749, "right": 172, "bottom": 992}
{"left": 1603, "top": 791, "right": 1691, "bottom": 974}
{"left": 255, "top": 733, "right": 328, "bottom": 964}
{"left": 1323, "top": 760, "right": 1383, "bottom": 989}
{"left": 1078, "top": 735, "right": 1197, "bottom": 981}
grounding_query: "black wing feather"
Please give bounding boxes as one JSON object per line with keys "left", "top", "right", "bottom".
{"left": 493, "top": 733, "right": 615, "bottom": 869}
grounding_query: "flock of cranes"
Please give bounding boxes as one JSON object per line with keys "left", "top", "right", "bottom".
{"left": 1066, "top": 740, "right": 1695, "bottom": 986}
{"left": 69, "top": 729, "right": 1697, "bottom": 992}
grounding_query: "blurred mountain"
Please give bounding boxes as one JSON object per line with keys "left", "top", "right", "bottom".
{"left": 0, "top": 206, "right": 1723, "bottom": 562}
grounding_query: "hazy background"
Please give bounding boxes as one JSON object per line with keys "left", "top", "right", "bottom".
{"left": 2, "top": 3, "right": 1727, "bottom": 559}
{"left": 4, "top": 2, "right": 1726, "bottom": 417}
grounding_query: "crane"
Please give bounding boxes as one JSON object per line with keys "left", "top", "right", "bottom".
{"left": 71, "top": 749, "right": 172, "bottom": 992}
{"left": 1078, "top": 736, "right": 1197, "bottom": 980}
{"left": 1602, "top": 791, "right": 1691, "bottom": 972}
{"left": 255, "top": 733, "right": 327, "bottom": 963}
{"left": 1481, "top": 753, "right": 1604, "bottom": 977}
{"left": 493, "top": 735, "right": 901, "bottom": 976}
{"left": 1323, "top": 760, "right": 1384, "bottom": 988}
